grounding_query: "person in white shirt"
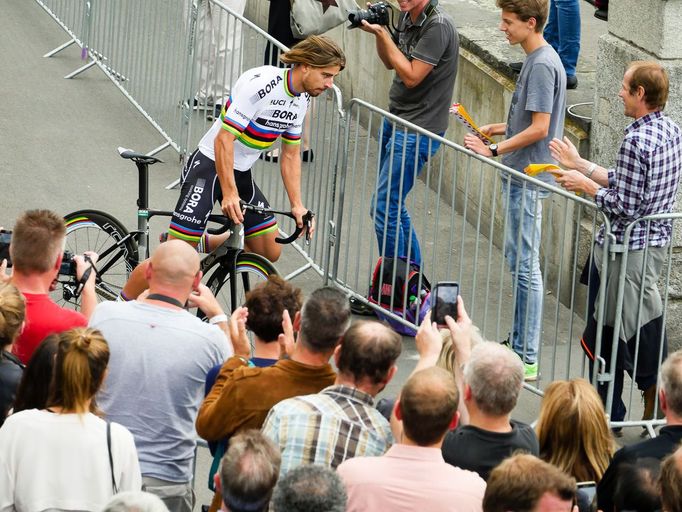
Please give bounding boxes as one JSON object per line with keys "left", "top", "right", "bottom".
{"left": 0, "top": 327, "right": 141, "bottom": 511}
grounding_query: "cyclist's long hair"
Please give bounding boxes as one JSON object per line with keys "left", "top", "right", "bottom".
{"left": 48, "top": 327, "right": 110, "bottom": 415}
{"left": 280, "top": 35, "right": 346, "bottom": 70}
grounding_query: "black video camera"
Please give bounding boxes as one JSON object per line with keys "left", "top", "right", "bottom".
{"left": 0, "top": 230, "right": 77, "bottom": 276}
{"left": 347, "top": 2, "right": 391, "bottom": 28}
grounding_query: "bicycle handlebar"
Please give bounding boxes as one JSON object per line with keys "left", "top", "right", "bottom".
{"left": 205, "top": 201, "right": 315, "bottom": 245}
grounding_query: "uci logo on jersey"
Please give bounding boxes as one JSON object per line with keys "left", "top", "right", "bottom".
{"left": 257, "top": 76, "right": 283, "bottom": 99}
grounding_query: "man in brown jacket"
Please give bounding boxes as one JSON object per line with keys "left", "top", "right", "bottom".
{"left": 196, "top": 286, "right": 351, "bottom": 511}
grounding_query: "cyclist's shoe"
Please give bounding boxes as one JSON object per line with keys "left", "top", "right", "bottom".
{"left": 523, "top": 361, "right": 539, "bottom": 382}
{"left": 349, "top": 296, "right": 375, "bottom": 316}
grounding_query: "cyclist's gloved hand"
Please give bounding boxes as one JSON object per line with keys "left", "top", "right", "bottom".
{"left": 221, "top": 190, "right": 244, "bottom": 225}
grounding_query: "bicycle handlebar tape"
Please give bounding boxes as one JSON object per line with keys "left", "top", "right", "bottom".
{"left": 275, "top": 211, "right": 314, "bottom": 245}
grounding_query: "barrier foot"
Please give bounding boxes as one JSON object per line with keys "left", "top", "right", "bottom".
{"left": 44, "top": 38, "right": 76, "bottom": 58}
{"left": 64, "top": 60, "right": 96, "bottom": 79}
{"left": 284, "top": 262, "right": 313, "bottom": 281}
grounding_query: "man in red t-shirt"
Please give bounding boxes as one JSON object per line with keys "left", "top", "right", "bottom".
{"left": 2, "top": 210, "right": 98, "bottom": 364}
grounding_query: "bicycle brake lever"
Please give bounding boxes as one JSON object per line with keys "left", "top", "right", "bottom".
{"left": 304, "top": 211, "right": 314, "bottom": 245}
{"left": 274, "top": 211, "right": 314, "bottom": 245}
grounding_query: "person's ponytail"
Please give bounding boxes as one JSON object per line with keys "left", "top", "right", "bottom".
{"left": 49, "top": 327, "right": 110, "bottom": 414}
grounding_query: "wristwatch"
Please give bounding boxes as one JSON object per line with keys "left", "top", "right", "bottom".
{"left": 489, "top": 143, "right": 499, "bottom": 157}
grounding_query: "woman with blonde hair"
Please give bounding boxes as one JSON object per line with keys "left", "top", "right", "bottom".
{"left": 537, "top": 378, "right": 615, "bottom": 482}
{"left": 0, "top": 327, "right": 141, "bottom": 510}
{"left": 536, "top": 378, "right": 615, "bottom": 511}
{"left": 0, "top": 282, "right": 25, "bottom": 425}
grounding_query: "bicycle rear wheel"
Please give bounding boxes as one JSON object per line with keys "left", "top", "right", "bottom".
{"left": 204, "top": 252, "right": 277, "bottom": 314}
{"left": 57, "top": 210, "right": 139, "bottom": 308}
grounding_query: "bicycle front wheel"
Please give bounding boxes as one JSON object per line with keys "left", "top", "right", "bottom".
{"left": 204, "top": 252, "right": 278, "bottom": 314}
{"left": 58, "top": 210, "right": 139, "bottom": 308}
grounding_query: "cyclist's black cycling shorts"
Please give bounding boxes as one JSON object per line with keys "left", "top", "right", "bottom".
{"left": 169, "top": 149, "right": 276, "bottom": 244}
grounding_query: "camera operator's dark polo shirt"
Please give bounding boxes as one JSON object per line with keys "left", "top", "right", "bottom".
{"left": 389, "top": 0, "right": 458, "bottom": 134}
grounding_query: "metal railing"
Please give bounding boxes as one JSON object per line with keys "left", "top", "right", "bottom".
{"left": 331, "top": 99, "right": 614, "bottom": 395}
{"left": 598, "top": 213, "right": 682, "bottom": 436}
{"left": 33, "top": 0, "right": 680, "bottom": 436}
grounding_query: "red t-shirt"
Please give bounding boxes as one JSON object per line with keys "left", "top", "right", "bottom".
{"left": 12, "top": 293, "right": 87, "bottom": 364}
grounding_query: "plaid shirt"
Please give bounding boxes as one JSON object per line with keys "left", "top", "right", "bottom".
{"left": 596, "top": 111, "right": 682, "bottom": 250}
{"left": 261, "top": 385, "right": 393, "bottom": 476}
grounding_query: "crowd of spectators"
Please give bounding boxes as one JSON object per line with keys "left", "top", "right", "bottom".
{"left": 2, "top": 207, "right": 682, "bottom": 512}
{"left": 3, "top": 0, "right": 682, "bottom": 508}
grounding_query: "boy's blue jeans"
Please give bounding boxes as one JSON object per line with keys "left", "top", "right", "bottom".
{"left": 503, "top": 182, "right": 546, "bottom": 364}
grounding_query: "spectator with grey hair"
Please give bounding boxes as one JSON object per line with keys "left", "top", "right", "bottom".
{"left": 214, "top": 430, "right": 281, "bottom": 512}
{"left": 103, "top": 491, "right": 169, "bottom": 512}
{"left": 597, "top": 349, "right": 682, "bottom": 512}
{"left": 272, "top": 465, "right": 346, "bottom": 512}
{"left": 442, "top": 341, "right": 539, "bottom": 480}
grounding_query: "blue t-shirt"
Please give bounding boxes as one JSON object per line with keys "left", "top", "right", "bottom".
{"left": 502, "top": 44, "right": 566, "bottom": 185}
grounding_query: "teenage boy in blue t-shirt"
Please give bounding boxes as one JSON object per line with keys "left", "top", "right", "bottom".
{"left": 463, "top": 0, "right": 566, "bottom": 382}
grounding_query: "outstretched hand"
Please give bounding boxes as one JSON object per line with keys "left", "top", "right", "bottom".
{"left": 443, "top": 296, "right": 474, "bottom": 365}
{"left": 0, "top": 259, "right": 10, "bottom": 284}
{"left": 415, "top": 311, "right": 444, "bottom": 361}
{"left": 549, "top": 136, "right": 581, "bottom": 170}
{"left": 228, "top": 306, "right": 251, "bottom": 358}
{"left": 278, "top": 309, "right": 296, "bottom": 359}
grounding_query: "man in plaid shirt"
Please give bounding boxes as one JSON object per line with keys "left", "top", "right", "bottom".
{"left": 261, "top": 321, "right": 401, "bottom": 476}
{"left": 550, "top": 61, "right": 682, "bottom": 423}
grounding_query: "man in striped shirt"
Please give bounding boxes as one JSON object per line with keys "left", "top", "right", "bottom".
{"left": 550, "top": 61, "right": 682, "bottom": 423}
{"left": 261, "top": 321, "right": 401, "bottom": 476}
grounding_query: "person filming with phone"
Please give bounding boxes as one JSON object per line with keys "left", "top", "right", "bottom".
{"left": 0, "top": 209, "right": 99, "bottom": 364}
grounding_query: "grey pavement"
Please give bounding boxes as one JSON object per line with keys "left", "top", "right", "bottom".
{"left": 1, "top": 0, "right": 644, "bottom": 509}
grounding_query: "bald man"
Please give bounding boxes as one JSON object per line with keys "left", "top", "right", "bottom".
{"left": 90, "top": 240, "right": 233, "bottom": 512}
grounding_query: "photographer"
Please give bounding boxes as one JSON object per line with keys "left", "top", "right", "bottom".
{"left": 359, "top": 0, "right": 458, "bottom": 267}
{"left": 1, "top": 210, "right": 98, "bottom": 364}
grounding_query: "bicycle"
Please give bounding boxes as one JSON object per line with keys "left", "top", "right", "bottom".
{"left": 55, "top": 147, "right": 313, "bottom": 314}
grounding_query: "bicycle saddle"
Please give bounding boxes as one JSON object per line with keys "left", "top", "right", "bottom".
{"left": 117, "top": 147, "right": 163, "bottom": 164}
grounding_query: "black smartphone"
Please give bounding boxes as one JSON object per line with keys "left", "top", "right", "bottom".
{"left": 0, "top": 230, "right": 12, "bottom": 266}
{"left": 432, "top": 281, "right": 459, "bottom": 326}
{"left": 576, "top": 481, "right": 596, "bottom": 502}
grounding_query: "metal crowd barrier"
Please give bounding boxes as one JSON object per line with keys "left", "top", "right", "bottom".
{"left": 331, "top": 99, "right": 613, "bottom": 395}
{"left": 599, "top": 213, "right": 682, "bottom": 435}
{"left": 34, "top": 0, "right": 90, "bottom": 60}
